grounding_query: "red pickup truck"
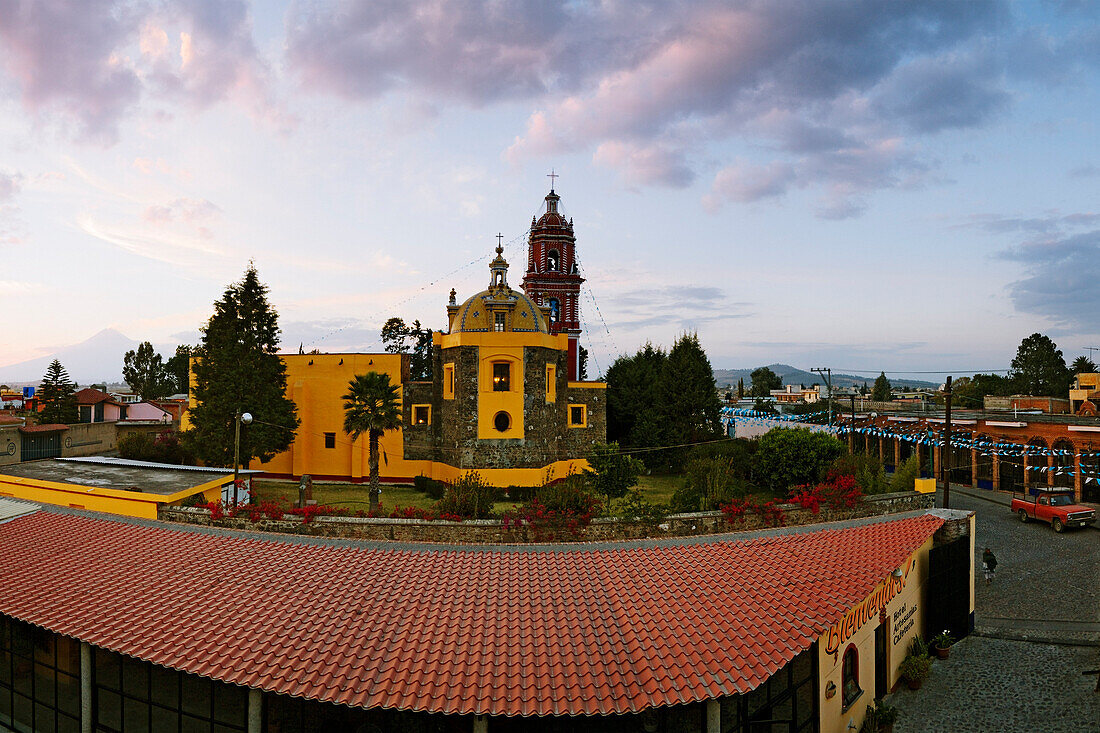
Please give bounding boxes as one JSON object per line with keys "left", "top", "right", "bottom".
{"left": 1012, "top": 489, "right": 1096, "bottom": 532}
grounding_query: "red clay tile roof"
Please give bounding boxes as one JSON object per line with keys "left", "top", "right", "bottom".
{"left": 18, "top": 423, "right": 68, "bottom": 433}
{"left": 75, "top": 388, "right": 117, "bottom": 405}
{"left": 0, "top": 509, "right": 943, "bottom": 717}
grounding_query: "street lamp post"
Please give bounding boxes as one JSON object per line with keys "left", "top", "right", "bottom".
{"left": 233, "top": 411, "right": 253, "bottom": 507}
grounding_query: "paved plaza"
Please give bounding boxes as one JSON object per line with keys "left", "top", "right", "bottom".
{"left": 888, "top": 488, "right": 1100, "bottom": 732}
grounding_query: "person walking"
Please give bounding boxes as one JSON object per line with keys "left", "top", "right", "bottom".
{"left": 982, "top": 547, "right": 998, "bottom": 585}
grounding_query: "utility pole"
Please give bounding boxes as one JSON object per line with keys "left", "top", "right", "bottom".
{"left": 849, "top": 394, "right": 857, "bottom": 453}
{"left": 942, "top": 376, "right": 952, "bottom": 510}
{"left": 812, "top": 368, "right": 833, "bottom": 427}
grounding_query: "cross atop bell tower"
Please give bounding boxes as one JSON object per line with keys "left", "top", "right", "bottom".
{"left": 521, "top": 182, "right": 585, "bottom": 380}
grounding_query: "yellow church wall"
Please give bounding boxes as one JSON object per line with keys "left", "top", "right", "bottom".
{"left": 477, "top": 347, "right": 525, "bottom": 440}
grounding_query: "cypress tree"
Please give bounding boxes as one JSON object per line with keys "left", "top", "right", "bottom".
{"left": 38, "top": 359, "right": 78, "bottom": 424}
{"left": 660, "top": 333, "right": 722, "bottom": 445}
{"left": 185, "top": 266, "right": 300, "bottom": 467}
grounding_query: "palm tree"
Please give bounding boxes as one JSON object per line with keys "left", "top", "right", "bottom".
{"left": 1071, "top": 355, "right": 1097, "bottom": 375}
{"left": 342, "top": 372, "right": 403, "bottom": 511}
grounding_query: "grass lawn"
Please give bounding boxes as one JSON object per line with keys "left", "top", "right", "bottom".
{"left": 251, "top": 480, "right": 437, "bottom": 511}
{"left": 253, "top": 474, "right": 691, "bottom": 515}
{"left": 635, "top": 473, "right": 685, "bottom": 505}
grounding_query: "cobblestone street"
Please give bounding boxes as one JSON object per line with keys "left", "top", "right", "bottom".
{"left": 888, "top": 488, "right": 1100, "bottom": 732}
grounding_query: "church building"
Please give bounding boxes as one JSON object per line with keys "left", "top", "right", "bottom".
{"left": 249, "top": 188, "right": 606, "bottom": 486}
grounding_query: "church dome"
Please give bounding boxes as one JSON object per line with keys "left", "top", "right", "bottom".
{"left": 450, "top": 245, "right": 548, "bottom": 334}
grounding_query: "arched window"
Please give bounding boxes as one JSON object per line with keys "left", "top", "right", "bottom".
{"left": 547, "top": 249, "right": 560, "bottom": 271}
{"left": 842, "top": 645, "right": 861, "bottom": 708}
{"left": 548, "top": 298, "right": 560, "bottom": 324}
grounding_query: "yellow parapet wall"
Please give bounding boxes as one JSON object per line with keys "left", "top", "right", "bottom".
{"left": 0, "top": 474, "right": 227, "bottom": 519}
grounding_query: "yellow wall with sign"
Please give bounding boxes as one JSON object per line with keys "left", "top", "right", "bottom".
{"left": 817, "top": 540, "right": 932, "bottom": 733}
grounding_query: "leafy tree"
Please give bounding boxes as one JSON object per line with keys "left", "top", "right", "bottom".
{"left": 123, "top": 341, "right": 174, "bottom": 399}
{"left": 750, "top": 366, "right": 782, "bottom": 397}
{"left": 1009, "top": 333, "right": 1072, "bottom": 397}
{"left": 753, "top": 428, "right": 845, "bottom": 493}
{"left": 584, "top": 442, "right": 643, "bottom": 500}
{"left": 165, "top": 345, "right": 193, "bottom": 395}
{"left": 38, "top": 359, "right": 77, "bottom": 424}
{"left": 737, "top": 377, "right": 744, "bottom": 399}
{"left": 342, "top": 371, "right": 403, "bottom": 511}
{"left": 185, "top": 266, "right": 300, "bottom": 468}
{"left": 951, "top": 372, "right": 1016, "bottom": 407}
{"left": 606, "top": 343, "right": 669, "bottom": 462}
{"left": 380, "top": 317, "right": 433, "bottom": 381}
{"left": 1071, "top": 355, "right": 1097, "bottom": 374}
{"left": 578, "top": 346, "right": 589, "bottom": 380}
{"left": 871, "top": 372, "right": 891, "bottom": 402}
{"left": 753, "top": 398, "right": 777, "bottom": 415}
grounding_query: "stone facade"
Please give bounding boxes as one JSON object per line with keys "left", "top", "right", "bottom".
{"left": 406, "top": 340, "right": 603, "bottom": 472}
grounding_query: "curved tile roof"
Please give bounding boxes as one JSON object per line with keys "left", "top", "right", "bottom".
{"left": 0, "top": 507, "right": 943, "bottom": 717}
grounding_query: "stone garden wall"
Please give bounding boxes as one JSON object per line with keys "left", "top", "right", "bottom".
{"left": 159, "top": 491, "right": 934, "bottom": 544}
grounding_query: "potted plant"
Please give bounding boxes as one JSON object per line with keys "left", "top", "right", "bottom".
{"left": 900, "top": 654, "right": 931, "bottom": 689}
{"left": 931, "top": 629, "right": 955, "bottom": 659}
{"left": 860, "top": 699, "right": 900, "bottom": 733}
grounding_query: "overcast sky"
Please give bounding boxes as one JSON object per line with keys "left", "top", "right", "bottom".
{"left": 0, "top": 0, "right": 1097, "bottom": 380}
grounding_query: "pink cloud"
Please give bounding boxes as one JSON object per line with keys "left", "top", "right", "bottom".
{"left": 0, "top": 0, "right": 142, "bottom": 144}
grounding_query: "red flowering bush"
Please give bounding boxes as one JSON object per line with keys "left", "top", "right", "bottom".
{"left": 501, "top": 476, "right": 602, "bottom": 540}
{"left": 200, "top": 500, "right": 225, "bottom": 520}
{"left": 787, "top": 471, "right": 863, "bottom": 514}
{"left": 755, "top": 500, "right": 786, "bottom": 527}
{"left": 719, "top": 497, "right": 786, "bottom": 527}
{"left": 720, "top": 498, "right": 751, "bottom": 523}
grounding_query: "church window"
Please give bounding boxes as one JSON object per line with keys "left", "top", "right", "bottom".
{"left": 413, "top": 405, "right": 431, "bottom": 425}
{"left": 493, "top": 411, "right": 511, "bottom": 432}
{"left": 492, "top": 362, "right": 510, "bottom": 392}
{"left": 494, "top": 313, "right": 506, "bottom": 332}
{"left": 569, "top": 405, "right": 586, "bottom": 427}
{"left": 547, "top": 249, "right": 559, "bottom": 271}
{"left": 546, "top": 364, "right": 556, "bottom": 403}
{"left": 443, "top": 364, "right": 455, "bottom": 400}
{"left": 548, "top": 298, "right": 560, "bottom": 324}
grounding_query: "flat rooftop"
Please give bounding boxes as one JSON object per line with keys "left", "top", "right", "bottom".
{"left": 0, "top": 457, "right": 236, "bottom": 495}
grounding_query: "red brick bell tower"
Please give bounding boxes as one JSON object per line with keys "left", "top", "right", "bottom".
{"left": 521, "top": 186, "right": 585, "bottom": 380}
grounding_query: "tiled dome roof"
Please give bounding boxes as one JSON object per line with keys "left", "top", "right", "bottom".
{"left": 450, "top": 244, "right": 548, "bottom": 333}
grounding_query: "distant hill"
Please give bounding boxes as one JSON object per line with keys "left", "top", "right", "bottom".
{"left": 713, "top": 364, "right": 937, "bottom": 390}
{"left": 0, "top": 328, "right": 159, "bottom": 384}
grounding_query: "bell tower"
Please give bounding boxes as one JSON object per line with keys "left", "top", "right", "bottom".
{"left": 521, "top": 184, "right": 585, "bottom": 380}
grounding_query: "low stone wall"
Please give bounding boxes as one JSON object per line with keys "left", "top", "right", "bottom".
{"left": 158, "top": 491, "right": 934, "bottom": 544}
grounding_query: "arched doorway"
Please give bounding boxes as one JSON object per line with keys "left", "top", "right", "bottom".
{"left": 998, "top": 441, "right": 1025, "bottom": 493}
{"left": 1051, "top": 439, "right": 1075, "bottom": 490}
{"left": 1081, "top": 448, "right": 1100, "bottom": 503}
{"left": 948, "top": 433, "right": 972, "bottom": 487}
{"left": 972, "top": 434, "right": 994, "bottom": 489}
{"left": 1026, "top": 438, "right": 1049, "bottom": 492}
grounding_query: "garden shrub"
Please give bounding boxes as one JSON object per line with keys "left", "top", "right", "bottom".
{"left": 501, "top": 475, "right": 603, "bottom": 540}
{"left": 753, "top": 428, "right": 844, "bottom": 492}
{"left": 583, "top": 442, "right": 643, "bottom": 500}
{"left": 118, "top": 430, "right": 193, "bottom": 465}
{"left": 413, "top": 474, "right": 447, "bottom": 500}
{"left": 890, "top": 454, "right": 922, "bottom": 492}
{"left": 434, "top": 472, "right": 498, "bottom": 519}
{"left": 669, "top": 456, "right": 748, "bottom": 512}
{"left": 830, "top": 453, "right": 890, "bottom": 495}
